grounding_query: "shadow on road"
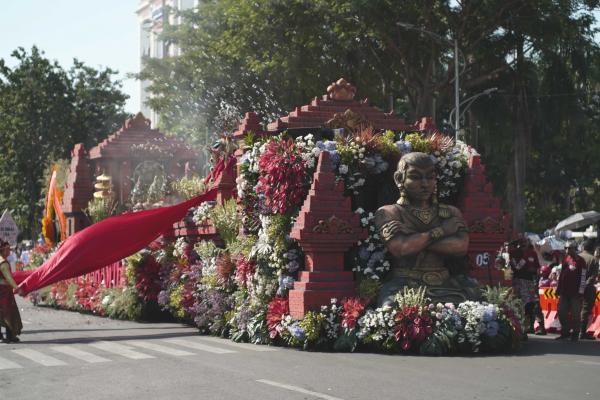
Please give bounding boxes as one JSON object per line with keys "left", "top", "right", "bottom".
{"left": 16, "top": 330, "right": 200, "bottom": 345}
{"left": 23, "top": 326, "right": 188, "bottom": 334}
{"left": 513, "top": 335, "right": 600, "bottom": 357}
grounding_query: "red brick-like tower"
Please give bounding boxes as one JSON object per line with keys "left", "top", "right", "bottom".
{"left": 458, "top": 152, "right": 512, "bottom": 286}
{"left": 62, "top": 144, "right": 94, "bottom": 236}
{"left": 289, "top": 151, "right": 367, "bottom": 318}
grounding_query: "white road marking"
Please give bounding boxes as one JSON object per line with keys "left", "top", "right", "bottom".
{"left": 257, "top": 379, "right": 344, "bottom": 400}
{"left": 198, "top": 336, "right": 278, "bottom": 352}
{"left": 51, "top": 346, "right": 111, "bottom": 363}
{"left": 576, "top": 360, "right": 600, "bottom": 366}
{"left": 88, "top": 341, "right": 155, "bottom": 360}
{"left": 0, "top": 355, "right": 23, "bottom": 370}
{"left": 163, "top": 338, "right": 236, "bottom": 354}
{"left": 12, "top": 349, "right": 67, "bottom": 367}
{"left": 125, "top": 340, "right": 194, "bottom": 356}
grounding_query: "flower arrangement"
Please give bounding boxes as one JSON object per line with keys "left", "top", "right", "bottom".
{"left": 34, "top": 127, "right": 519, "bottom": 356}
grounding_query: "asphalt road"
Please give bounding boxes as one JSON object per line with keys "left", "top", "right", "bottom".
{"left": 1, "top": 298, "right": 599, "bottom": 400}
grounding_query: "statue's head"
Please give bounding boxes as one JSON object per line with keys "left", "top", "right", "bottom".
{"left": 393, "top": 152, "right": 437, "bottom": 205}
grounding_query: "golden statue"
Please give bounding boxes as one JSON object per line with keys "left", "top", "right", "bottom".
{"left": 374, "top": 152, "right": 479, "bottom": 305}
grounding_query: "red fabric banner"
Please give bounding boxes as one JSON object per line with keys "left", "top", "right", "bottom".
{"left": 18, "top": 188, "right": 217, "bottom": 294}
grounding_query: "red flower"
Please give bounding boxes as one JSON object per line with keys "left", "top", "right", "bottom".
{"left": 341, "top": 297, "right": 365, "bottom": 330}
{"left": 134, "top": 255, "right": 162, "bottom": 302}
{"left": 235, "top": 257, "right": 256, "bottom": 287}
{"left": 255, "top": 139, "right": 307, "bottom": 214}
{"left": 266, "top": 297, "right": 290, "bottom": 339}
{"left": 393, "top": 305, "right": 433, "bottom": 351}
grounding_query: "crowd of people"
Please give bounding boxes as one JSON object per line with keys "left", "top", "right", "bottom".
{"left": 496, "top": 237, "right": 600, "bottom": 341}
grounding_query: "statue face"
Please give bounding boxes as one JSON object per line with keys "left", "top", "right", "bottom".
{"left": 403, "top": 164, "right": 436, "bottom": 204}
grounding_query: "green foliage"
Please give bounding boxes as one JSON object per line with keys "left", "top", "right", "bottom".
{"left": 194, "top": 240, "right": 222, "bottom": 260}
{"left": 211, "top": 199, "right": 242, "bottom": 248}
{"left": 84, "top": 197, "right": 118, "bottom": 224}
{"left": 105, "top": 287, "right": 143, "bottom": 321}
{"left": 138, "top": 1, "right": 600, "bottom": 232}
{"left": 299, "top": 311, "right": 325, "bottom": 344}
{"left": 419, "top": 326, "right": 459, "bottom": 356}
{"left": 357, "top": 278, "right": 382, "bottom": 304}
{"left": 378, "top": 130, "right": 401, "bottom": 158}
{"left": 394, "top": 286, "right": 427, "bottom": 308}
{"left": 227, "top": 234, "right": 257, "bottom": 260}
{"left": 404, "top": 133, "right": 432, "bottom": 153}
{"left": 0, "top": 46, "right": 128, "bottom": 237}
{"left": 171, "top": 175, "right": 207, "bottom": 200}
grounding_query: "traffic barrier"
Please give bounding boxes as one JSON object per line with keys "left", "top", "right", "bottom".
{"left": 537, "top": 288, "right": 560, "bottom": 333}
{"left": 538, "top": 287, "right": 600, "bottom": 337}
{"left": 584, "top": 292, "right": 600, "bottom": 338}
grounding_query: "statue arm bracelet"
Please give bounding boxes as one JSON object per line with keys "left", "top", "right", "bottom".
{"left": 429, "top": 227, "right": 445, "bottom": 241}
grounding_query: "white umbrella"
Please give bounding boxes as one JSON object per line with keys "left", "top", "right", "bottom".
{"left": 554, "top": 210, "right": 600, "bottom": 232}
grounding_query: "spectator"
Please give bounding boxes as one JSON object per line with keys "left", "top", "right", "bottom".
{"left": 548, "top": 268, "right": 559, "bottom": 287}
{"left": 510, "top": 239, "right": 546, "bottom": 335}
{"left": 579, "top": 243, "right": 599, "bottom": 340}
{"left": 555, "top": 240, "right": 587, "bottom": 341}
{"left": 539, "top": 265, "right": 552, "bottom": 287}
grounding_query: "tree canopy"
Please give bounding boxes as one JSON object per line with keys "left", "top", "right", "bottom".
{"left": 0, "top": 46, "right": 129, "bottom": 237}
{"left": 140, "top": 0, "right": 600, "bottom": 232}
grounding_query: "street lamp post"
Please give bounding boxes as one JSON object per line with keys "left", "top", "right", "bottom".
{"left": 448, "top": 87, "right": 498, "bottom": 136}
{"left": 454, "top": 39, "right": 460, "bottom": 139}
{"left": 396, "top": 23, "right": 465, "bottom": 140}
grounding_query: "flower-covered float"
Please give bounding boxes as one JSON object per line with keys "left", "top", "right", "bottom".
{"left": 33, "top": 79, "right": 521, "bottom": 355}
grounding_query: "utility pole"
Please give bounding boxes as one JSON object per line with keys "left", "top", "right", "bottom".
{"left": 454, "top": 39, "right": 460, "bottom": 140}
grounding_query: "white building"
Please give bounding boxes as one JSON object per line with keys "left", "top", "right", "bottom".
{"left": 137, "top": 0, "right": 196, "bottom": 127}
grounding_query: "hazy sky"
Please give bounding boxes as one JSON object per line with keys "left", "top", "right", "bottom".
{"left": 0, "top": 0, "right": 140, "bottom": 113}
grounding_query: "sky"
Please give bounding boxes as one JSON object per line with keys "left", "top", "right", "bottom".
{"left": 0, "top": 0, "right": 140, "bottom": 113}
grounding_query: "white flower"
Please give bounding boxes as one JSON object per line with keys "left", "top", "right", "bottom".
{"left": 339, "top": 164, "right": 349, "bottom": 174}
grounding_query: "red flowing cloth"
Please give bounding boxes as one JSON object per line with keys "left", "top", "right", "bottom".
{"left": 18, "top": 188, "right": 217, "bottom": 295}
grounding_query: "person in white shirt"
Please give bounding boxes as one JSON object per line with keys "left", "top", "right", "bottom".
{"left": 6, "top": 249, "right": 16, "bottom": 273}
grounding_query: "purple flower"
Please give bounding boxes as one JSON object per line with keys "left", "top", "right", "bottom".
{"left": 157, "top": 290, "right": 169, "bottom": 306}
{"left": 485, "top": 320, "right": 499, "bottom": 337}
{"left": 288, "top": 322, "right": 306, "bottom": 341}
{"left": 358, "top": 246, "right": 371, "bottom": 260}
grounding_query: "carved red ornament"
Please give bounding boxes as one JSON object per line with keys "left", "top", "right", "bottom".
{"left": 326, "top": 78, "right": 356, "bottom": 101}
{"left": 288, "top": 151, "right": 367, "bottom": 318}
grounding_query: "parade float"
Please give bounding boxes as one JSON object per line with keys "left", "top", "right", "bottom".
{"left": 28, "top": 79, "right": 531, "bottom": 355}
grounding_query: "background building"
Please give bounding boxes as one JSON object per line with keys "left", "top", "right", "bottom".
{"left": 137, "top": 0, "right": 196, "bottom": 127}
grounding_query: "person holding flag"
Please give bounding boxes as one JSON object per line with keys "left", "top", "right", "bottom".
{"left": 0, "top": 240, "right": 23, "bottom": 343}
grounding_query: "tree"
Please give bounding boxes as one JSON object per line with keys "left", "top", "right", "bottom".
{"left": 140, "top": 0, "right": 600, "bottom": 231}
{"left": 0, "top": 46, "right": 129, "bottom": 237}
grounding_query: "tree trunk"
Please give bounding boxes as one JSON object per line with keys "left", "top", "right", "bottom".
{"left": 510, "top": 38, "right": 530, "bottom": 232}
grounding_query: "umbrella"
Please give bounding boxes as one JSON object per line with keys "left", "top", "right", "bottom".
{"left": 554, "top": 210, "right": 600, "bottom": 232}
{"left": 536, "top": 236, "right": 565, "bottom": 254}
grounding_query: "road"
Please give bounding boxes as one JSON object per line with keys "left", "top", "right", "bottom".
{"left": 1, "top": 298, "right": 599, "bottom": 400}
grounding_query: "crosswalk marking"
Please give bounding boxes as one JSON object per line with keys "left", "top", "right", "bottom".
{"left": 126, "top": 340, "right": 194, "bottom": 356}
{"left": 12, "top": 349, "right": 67, "bottom": 367}
{"left": 0, "top": 355, "right": 23, "bottom": 370}
{"left": 163, "top": 338, "right": 236, "bottom": 354}
{"left": 198, "top": 336, "right": 278, "bottom": 352}
{"left": 51, "top": 346, "right": 111, "bottom": 363}
{"left": 88, "top": 341, "right": 155, "bottom": 360}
